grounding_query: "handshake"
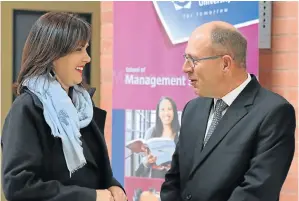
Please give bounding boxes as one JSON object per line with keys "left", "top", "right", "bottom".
{"left": 96, "top": 186, "right": 127, "bottom": 201}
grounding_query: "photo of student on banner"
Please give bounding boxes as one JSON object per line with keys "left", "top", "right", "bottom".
{"left": 125, "top": 97, "right": 181, "bottom": 178}
{"left": 134, "top": 97, "right": 180, "bottom": 178}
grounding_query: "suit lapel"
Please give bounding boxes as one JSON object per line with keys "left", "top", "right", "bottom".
{"left": 189, "top": 103, "right": 248, "bottom": 178}
{"left": 190, "top": 98, "right": 213, "bottom": 164}
{"left": 189, "top": 75, "right": 260, "bottom": 178}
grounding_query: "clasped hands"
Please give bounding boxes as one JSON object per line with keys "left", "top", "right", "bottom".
{"left": 96, "top": 186, "right": 127, "bottom": 201}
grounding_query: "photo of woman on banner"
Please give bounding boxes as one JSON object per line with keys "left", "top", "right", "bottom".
{"left": 135, "top": 97, "right": 180, "bottom": 178}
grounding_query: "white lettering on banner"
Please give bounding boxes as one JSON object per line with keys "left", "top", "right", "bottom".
{"left": 171, "top": 1, "right": 230, "bottom": 11}
{"left": 124, "top": 74, "right": 187, "bottom": 88}
{"left": 126, "top": 67, "right": 146, "bottom": 73}
{"left": 198, "top": 1, "right": 230, "bottom": 7}
{"left": 183, "top": 8, "right": 229, "bottom": 19}
{"left": 180, "top": 1, "right": 230, "bottom": 20}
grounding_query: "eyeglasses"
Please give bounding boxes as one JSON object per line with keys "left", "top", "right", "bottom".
{"left": 183, "top": 54, "right": 225, "bottom": 68}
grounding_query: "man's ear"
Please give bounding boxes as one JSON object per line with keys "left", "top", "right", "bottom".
{"left": 222, "top": 55, "right": 232, "bottom": 71}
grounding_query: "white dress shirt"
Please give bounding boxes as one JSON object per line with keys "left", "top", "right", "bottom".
{"left": 204, "top": 73, "right": 252, "bottom": 138}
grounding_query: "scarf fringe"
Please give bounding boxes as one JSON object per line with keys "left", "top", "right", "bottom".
{"left": 69, "top": 162, "right": 87, "bottom": 178}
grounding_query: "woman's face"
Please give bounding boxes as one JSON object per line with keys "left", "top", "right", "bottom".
{"left": 159, "top": 99, "right": 174, "bottom": 126}
{"left": 53, "top": 43, "right": 91, "bottom": 91}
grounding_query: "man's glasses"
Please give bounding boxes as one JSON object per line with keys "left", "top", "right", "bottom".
{"left": 183, "top": 54, "right": 225, "bottom": 68}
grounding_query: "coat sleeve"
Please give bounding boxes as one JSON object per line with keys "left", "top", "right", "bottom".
{"left": 109, "top": 177, "right": 126, "bottom": 194}
{"left": 160, "top": 141, "right": 182, "bottom": 201}
{"left": 1, "top": 95, "right": 96, "bottom": 201}
{"left": 160, "top": 101, "right": 191, "bottom": 201}
{"left": 227, "top": 103, "right": 296, "bottom": 201}
{"left": 91, "top": 106, "right": 126, "bottom": 195}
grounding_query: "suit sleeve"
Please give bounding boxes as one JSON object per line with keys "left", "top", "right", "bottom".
{"left": 227, "top": 103, "right": 296, "bottom": 201}
{"left": 1, "top": 97, "right": 96, "bottom": 201}
{"left": 160, "top": 141, "right": 182, "bottom": 201}
{"left": 160, "top": 101, "right": 191, "bottom": 201}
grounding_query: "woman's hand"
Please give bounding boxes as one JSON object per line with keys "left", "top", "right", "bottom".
{"left": 108, "top": 186, "right": 127, "bottom": 201}
{"left": 96, "top": 189, "right": 114, "bottom": 201}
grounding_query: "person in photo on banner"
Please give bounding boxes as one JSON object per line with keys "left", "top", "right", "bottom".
{"left": 135, "top": 97, "right": 180, "bottom": 179}
{"left": 160, "top": 21, "right": 296, "bottom": 201}
{"left": 1, "top": 12, "right": 126, "bottom": 201}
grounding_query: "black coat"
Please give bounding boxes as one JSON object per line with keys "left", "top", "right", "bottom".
{"left": 160, "top": 75, "right": 296, "bottom": 201}
{"left": 1, "top": 88, "right": 124, "bottom": 201}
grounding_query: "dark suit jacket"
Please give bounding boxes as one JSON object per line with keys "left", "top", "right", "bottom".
{"left": 160, "top": 75, "right": 296, "bottom": 201}
{"left": 1, "top": 88, "right": 124, "bottom": 201}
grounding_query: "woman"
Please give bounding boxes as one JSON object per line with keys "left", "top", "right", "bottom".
{"left": 1, "top": 12, "right": 126, "bottom": 201}
{"left": 135, "top": 97, "right": 180, "bottom": 178}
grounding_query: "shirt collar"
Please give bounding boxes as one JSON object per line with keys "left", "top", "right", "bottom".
{"left": 214, "top": 73, "right": 251, "bottom": 107}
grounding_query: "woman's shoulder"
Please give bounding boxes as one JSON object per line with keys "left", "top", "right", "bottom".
{"left": 9, "top": 90, "right": 42, "bottom": 117}
{"left": 2, "top": 91, "right": 43, "bottom": 138}
{"left": 11, "top": 92, "right": 33, "bottom": 109}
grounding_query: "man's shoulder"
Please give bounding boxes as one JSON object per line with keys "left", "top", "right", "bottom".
{"left": 258, "top": 86, "right": 293, "bottom": 109}
{"left": 181, "top": 96, "right": 210, "bottom": 118}
{"left": 184, "top": 96, "right": 209, "bottom": 109}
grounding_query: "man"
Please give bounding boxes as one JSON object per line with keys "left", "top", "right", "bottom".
{"left": 160, "top": 21, "right": 296, "bottom": 201}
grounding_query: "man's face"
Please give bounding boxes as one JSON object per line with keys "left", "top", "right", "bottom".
{"left": 183, "top": 33, "right": 225, "bottom": 98}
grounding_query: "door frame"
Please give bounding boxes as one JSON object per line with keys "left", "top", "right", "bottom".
{"left": 1, "top": 1, "right": 102, "bottom": 127}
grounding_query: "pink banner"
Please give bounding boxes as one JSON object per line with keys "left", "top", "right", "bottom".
{"left": 113, "top": 2, "right": 258, "bottom": 111}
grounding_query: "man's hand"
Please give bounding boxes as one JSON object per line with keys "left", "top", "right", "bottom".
{"left": 96, "top": 189, "right": 114, "bottom": 201}
{"left": 108, "top": 186, "right": 127, "bottom": 201}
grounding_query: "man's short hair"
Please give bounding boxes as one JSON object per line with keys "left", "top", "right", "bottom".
{"left": 210, "top": 26, "right": 247, "bottom": 68}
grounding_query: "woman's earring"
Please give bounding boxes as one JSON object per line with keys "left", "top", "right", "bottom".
{"left": 49, "top": 70, "right": 56, "bottom": 79}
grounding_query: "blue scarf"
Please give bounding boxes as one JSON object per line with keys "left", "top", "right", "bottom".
{"left": 23, "top": 75, "right": 93, "bottom": 177}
